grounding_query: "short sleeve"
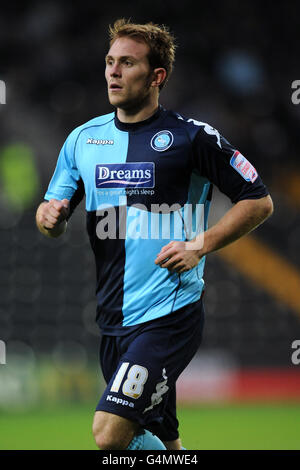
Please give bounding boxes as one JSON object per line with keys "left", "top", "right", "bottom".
{"left": 44, "top": 129, "right": 84, "bottom": 215}
{"left": 192, "top": 124, "right": 269, "bottom": 203}
{"left": 45, "top": 129, "right": 82, "bottom": 201}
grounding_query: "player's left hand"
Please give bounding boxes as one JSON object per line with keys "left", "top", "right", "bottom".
{"left": 155, "top": 241, "right": 202, "bottom": 273}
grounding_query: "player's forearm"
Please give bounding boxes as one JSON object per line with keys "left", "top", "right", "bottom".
{"left": 35, "top": 202, "right": 67, "bottom": 238}
{"left": 192, "top": 195, "right": 274, "bottom": 257}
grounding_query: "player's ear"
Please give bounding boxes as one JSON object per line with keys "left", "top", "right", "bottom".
{"left": 151, "top": 68, "right": 167, "bottom": 88}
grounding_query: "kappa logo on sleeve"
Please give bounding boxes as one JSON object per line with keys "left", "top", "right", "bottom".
{"left": 230, "top": 151, "right": 258, "bottom": 183}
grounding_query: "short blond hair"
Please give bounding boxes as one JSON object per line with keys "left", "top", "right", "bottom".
{"left": 108, "top": 18, "right": 176, "bottom": 89}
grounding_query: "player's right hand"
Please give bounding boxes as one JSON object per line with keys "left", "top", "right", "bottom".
{"left": 38, "top": 198, "right": 70, "bottom": 230}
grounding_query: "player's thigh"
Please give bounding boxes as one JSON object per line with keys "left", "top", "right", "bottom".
{"left": 92, "top": 410, "right": 139, "bottom": 449}
{"left": 96, "top": 318, "right": 203, "bottom": 431}
{"left": 95, "top": 352, "right": 164, "bottom": 424}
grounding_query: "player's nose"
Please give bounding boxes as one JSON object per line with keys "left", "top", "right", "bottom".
{"left": 110, "top": 63, "right": 121, "bottom": 77}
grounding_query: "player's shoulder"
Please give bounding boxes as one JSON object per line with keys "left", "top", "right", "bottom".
{"left": 164, "top": 108, "right": 222, "bottom": 144}
{"left": 66, "top": 112, "right": 115, "bottom": 142}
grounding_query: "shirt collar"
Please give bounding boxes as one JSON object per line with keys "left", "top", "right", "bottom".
{"left": 114, "top": 105, "right": 163, "bottom": 132}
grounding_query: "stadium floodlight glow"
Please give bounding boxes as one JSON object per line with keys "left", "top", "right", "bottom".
{"left": 0, "top": 80, "right": 6, "bottom": 104}
{"left": 0, "top": 340, "right": 6, "bottom": 365}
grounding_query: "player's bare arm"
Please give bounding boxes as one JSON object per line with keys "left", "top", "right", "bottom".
{"left": 155, "top": 195, "right": 273, "bottom": 273}
{"left": 36, "top": 199, "right": 70, "bottom": 238}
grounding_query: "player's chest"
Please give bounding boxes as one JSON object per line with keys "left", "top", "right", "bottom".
{"left": 75, "top": 127, "right": 192, "bottom": 190}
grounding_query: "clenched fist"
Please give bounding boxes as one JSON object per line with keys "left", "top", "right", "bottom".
{"left": 36, "top": 198, "right": 70, "bottom": 237}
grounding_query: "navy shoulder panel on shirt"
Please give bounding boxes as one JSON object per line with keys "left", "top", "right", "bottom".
{"left": 164, "top": 109, "right": 269, "bottom": 203}
{"left": 162, "top": 110, "right": 222, "bottom": 144}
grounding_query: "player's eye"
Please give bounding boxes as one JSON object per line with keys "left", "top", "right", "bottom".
{"left": 125, "top": 60, "right": 133, "bottom": 66}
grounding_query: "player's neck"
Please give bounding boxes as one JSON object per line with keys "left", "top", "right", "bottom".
{"left": 116, "top": 98, "right": 159, "bottom": 124}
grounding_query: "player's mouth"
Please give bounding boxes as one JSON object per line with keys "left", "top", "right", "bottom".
{"left": 109, "top": 83, "right": 123, "bottom": 92}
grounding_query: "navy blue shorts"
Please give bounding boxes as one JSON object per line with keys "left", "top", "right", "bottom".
{"left": 96, "top": 298, "right": 205, "bottom": 442}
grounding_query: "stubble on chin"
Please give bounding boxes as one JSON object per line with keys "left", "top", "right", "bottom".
{"left": 109, "top": 89, "right": 153, "bottom": 114}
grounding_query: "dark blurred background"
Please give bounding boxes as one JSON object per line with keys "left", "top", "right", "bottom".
{"left": 1, "top": 0, "right": 300, "bottom": 412}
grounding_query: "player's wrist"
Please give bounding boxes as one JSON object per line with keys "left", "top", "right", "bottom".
{"left": 37, "top": 217, "right": 67, "bottom": 238}
{"left": 185, "top": 237, "right": 207, "bottom": 259}
{"left": 36, "top": 200, "right": 69, "bottom": 238}
{"left": 45, "top": 219, "right": 67, "bottom": 237}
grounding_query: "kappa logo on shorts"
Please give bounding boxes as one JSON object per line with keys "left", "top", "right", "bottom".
{"left": 106, "top": 395, "right": 135, "bottom": 408}
{"left": 151, "top": 130, "right": 174, "bottom": 152}
{"left": 230, "top": 150, "right": 258, "bottom": 183}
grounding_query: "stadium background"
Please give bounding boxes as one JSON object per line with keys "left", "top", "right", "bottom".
{"left": 1, "top": 0, "right": 300, "bottom": 449}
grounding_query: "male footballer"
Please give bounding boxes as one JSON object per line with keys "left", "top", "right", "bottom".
{"left": 36, "top": 19, "right": 273, "bottom": 450}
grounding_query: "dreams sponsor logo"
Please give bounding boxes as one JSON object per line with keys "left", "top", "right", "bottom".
{"left": 95, "top": 162, "right": 155, "bottom": 189}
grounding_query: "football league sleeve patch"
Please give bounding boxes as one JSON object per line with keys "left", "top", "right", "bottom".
{"left": 230, "top": 150, "right": 258, "bottom": 183}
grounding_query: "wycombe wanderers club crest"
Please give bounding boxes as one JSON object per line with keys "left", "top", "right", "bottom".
{"left": 150, "top": 130, "right": 174, "bottom": 152}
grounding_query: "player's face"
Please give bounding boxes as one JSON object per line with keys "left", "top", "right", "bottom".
{"left": 105, "top": 36, "right": 154, "bottom": 110}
